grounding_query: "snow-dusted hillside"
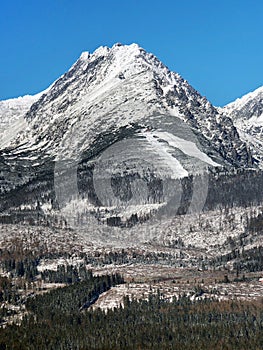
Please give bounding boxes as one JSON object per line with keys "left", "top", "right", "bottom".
{"left": 0, "top": 94, "right": 38, "bottom": 148}
{"left": 0, "top": 94, "right": 40, "bottom": 127}
{"left": 0, "top": 89, "right": 50, "bottom": 149}
{"left": 222, "top": 86, "right": 263, "bottom": 166}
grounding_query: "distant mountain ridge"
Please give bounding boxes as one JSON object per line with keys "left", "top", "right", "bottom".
{"left": 221, "top": 86, "right": 263, "bottom": 167}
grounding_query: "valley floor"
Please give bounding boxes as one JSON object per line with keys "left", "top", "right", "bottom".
{"left": 1, "top": 215, "right": 263, "bottom": 348}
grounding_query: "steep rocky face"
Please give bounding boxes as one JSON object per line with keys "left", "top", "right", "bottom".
{"left": 222, "top": 86, "right": 263, "bottom": 167}
{"left": 0, "top": 43, "right": 255, "bottom": 228}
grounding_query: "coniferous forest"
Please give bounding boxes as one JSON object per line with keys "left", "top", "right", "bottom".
{"left": 1, "top": 291, "right": 263, "bottom": 350}
{"left": 2, "top": 215, "right": 263, "bottom": 349}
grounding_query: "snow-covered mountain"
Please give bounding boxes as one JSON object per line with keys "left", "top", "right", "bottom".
{"left": 2, "top": 43, "right": 252, "bottom": 165}
{"left": 0, "top": 43, "right": 255, "bottom": 228}
{"left": 222, "top": 86, "right": 263, "bottom": 166}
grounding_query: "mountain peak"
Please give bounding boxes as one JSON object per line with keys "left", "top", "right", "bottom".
{"left": 79, "top": 43, "right": 143, "bottom": 62}
{"left": 79, "top": 51, "right": 90, "bottom": 60}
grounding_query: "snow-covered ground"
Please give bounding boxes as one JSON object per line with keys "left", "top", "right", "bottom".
{"left": 146, "top": 131, "right": 220, "bottom": 167}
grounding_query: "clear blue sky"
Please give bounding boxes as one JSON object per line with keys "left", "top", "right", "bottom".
{"left": 1, "top": 0, "right": 262, "bottom": 106}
